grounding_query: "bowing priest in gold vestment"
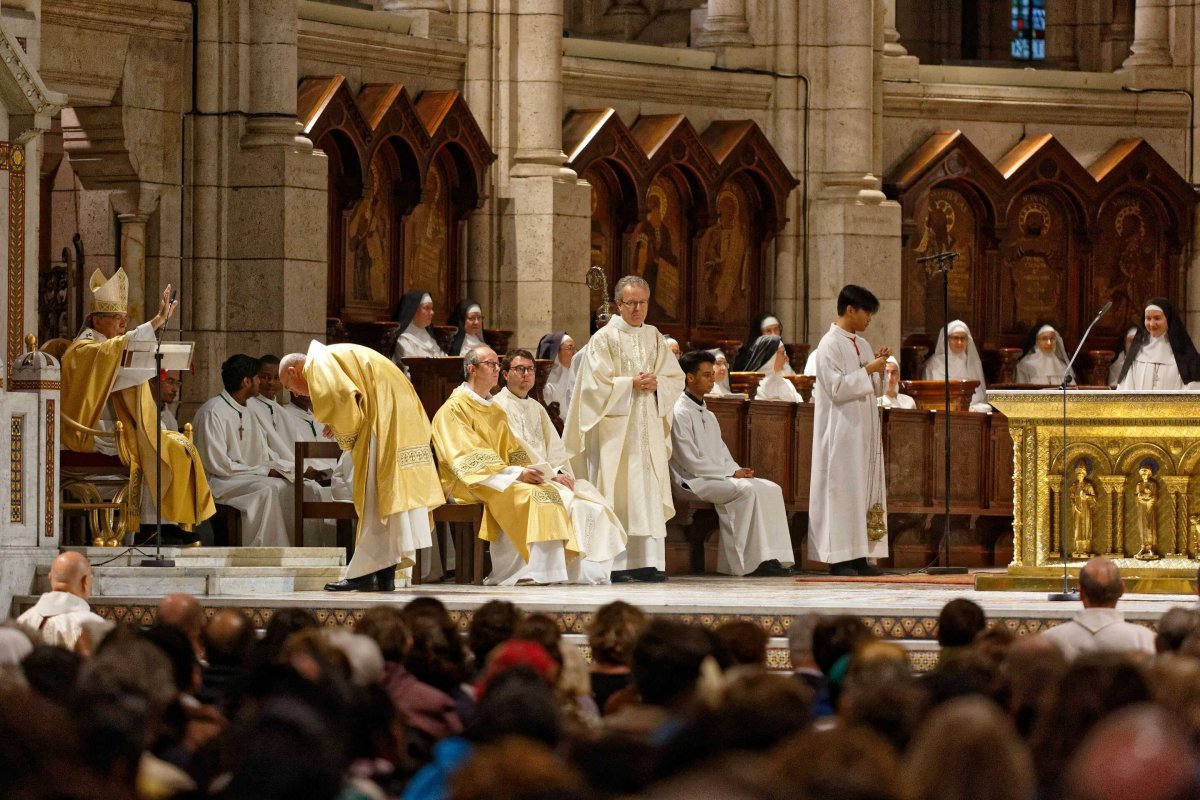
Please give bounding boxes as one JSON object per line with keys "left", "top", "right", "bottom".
{"left": 563, "top": 275, "right": 685, "bottom": 582}
{"left": 432, "top": 345, "right": 581, "bottom": 585}
{"left": 61, "top": 269, "right": 215, "bottom": 542}
{"left": 280, "top": 341, "right": 445, "bottom": 592}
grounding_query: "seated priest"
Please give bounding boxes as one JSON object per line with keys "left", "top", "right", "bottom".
{"left": 493, "top": 348, "right": 627, "bottom": 584}
{"left": 923, "top": 320, "right": 991, "bottom": 412}
{"left": 1116, "top": 298, "right": 1200, "bottom": 390}
{"left": 743, "top": 335, "right": 805, "bottom": 403}
{"left": 248, "top": 354, "right": 296, "bottom": 462}
{"left": 537, "top": 331, "right": 577, "bottom": 418}
{"left": 392, "top": 289, "right": 448, "bottom": 362}
{"left": 431, "top": 345, "right": 582, "bottom": 586}
{"left": 448, "top": 299, "right": 487, "bottom": 356}
{"left": 61, "top": 268, "right": 215, "bottom": 541}
{"left": 670, "top": 351, "right": 795, "bottom": 577}
{"left": 733, "top": 313, "right": 796, "bottom": 375}
{"left": 1016, "top": 323, "right": 1074, "bottom": 386}
{"left": 192, "top": 354, "right": 300, "bottom": 547}
{"left": 279, "top": 341, "right": 445, "bottom": 592}
{"left": 877, "top": 357, "right": 916, "bottom": 410}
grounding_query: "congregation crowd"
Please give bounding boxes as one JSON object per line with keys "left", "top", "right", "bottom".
{"left": 4, "top": 551, "right": 1200, "bottom": 800}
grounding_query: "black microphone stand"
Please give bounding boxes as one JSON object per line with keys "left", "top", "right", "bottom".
{"left": 1048, "top": 300, "right": 1112, "bottom": 601}
{"left": 141, "top": 292, "right": 177, "bottom": 568}
{"left": 918, "top": 250, "right": 967, "bottom": 576}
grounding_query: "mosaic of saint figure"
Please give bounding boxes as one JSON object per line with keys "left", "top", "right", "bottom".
{"left": 405, "top": 166, "right": 448, "bottom": 310}
{"left": 345, "top": 163, "right": 389, "bottom": 305}
{"left": 700, "top": 185, "right": 751, "bottom": 324}
{"left": 630, "top": 181, "right": 681, "bottom": 319}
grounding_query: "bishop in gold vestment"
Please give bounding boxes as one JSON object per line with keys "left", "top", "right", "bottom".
{"left": 61, "top": 269, "right": 215, "bottom": 538}
{"left": 281, "top": 341, "right": 445, "bottom": 591}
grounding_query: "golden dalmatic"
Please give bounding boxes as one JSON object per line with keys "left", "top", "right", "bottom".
{"left": 60, "top": 269, "right": 215, "bottom": 530}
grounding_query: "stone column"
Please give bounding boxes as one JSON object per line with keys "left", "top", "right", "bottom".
{"left": 464, "top": 0, "right": 497, "bottom": 306}
{"left": 117, "top": 213, "right": 149, "bottom": 322}
{"left": 881, "top": 0, "right": 918, "bottom": 82}
{"left": 376, "top": 0, "right": 455, "bottom": 39}
{"left": 1123, "top": 0, "right": 1172, "bottom": 68}
{"left": 694, "top": 0, "right": 753, "bottom": 48}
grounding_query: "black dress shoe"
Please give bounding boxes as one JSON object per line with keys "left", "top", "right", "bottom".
{"left": 829, "top": 562, "right": 859, "bottom": 577}
{"left": 611, "top": 570, "right": 636, "bottom": 583}
{"left": 851, "top": 558, "right": 884, "bottom": 577}
{"left": 624, "top": 567, "right": 667, "bottom": 583}
{"left": 324, "top": 574, "right": 378, "bottom": 592}
{"left": 374, "top": 567, "right": 396, "bottom": 592}
{"left": 749, "top": 559, "right": 794, "bottom": 577}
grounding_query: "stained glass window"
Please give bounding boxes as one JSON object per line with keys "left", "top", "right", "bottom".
{"left": 1011, "top": 0, "right": 1046, "bottom": 60}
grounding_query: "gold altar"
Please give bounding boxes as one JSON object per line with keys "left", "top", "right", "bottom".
{"left": 980, "top": 390, "right": 1200, "bottom": 594}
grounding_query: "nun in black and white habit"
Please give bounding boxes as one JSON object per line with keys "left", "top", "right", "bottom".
{"left": 1116, "top": 298, "right": 1200, "bottom": 391}
{"left": 392, "top": 290, "right": 448, "bottom": 363}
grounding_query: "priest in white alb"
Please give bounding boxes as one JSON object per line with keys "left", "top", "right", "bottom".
{"left": 563, "top": 275, "right": 685, "bottom": 583}
{"left": 192, "top": 354, "right": 297, "bottom": 548}
{"left": 280, "top": 341, "right": 445, "bottom": 592}
{"left": 809, "top": 285, "right": 890, "bottom": 577}
{"left": 670, "top": 350, "right": 795, "bottom": 577}
{"left": 432, "top": 345, "right": 580, "bottom": 585}
{"left": 494, "top": 348, "right": 627, "bottom": 584}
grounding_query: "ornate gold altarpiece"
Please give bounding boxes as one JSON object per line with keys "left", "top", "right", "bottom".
{"left": 980, "top": 390, "right": 1200, "bottom": 594}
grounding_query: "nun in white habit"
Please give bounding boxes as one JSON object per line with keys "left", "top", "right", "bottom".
{"left": 1108, "top": 326, "right": 1138, "bottom": 386}
{"left": 707, "top": 349, "right": 733, "bottom": 396}
{"left": 391, "top": 290, "right": 448, "bottom": 362}
{"left": 922, "top": 320, "right": 991, "bottom": 412}
{"left": 537, "top": 331, "right": 577, "bottom": 418}
{"left": 1116, "top": 298, "right": 1200, "bottom": 390}
{"left": 1015, "top": 323, "right": 1074, "bottom": 386}
{"left": 878, "top": 356, "right": 917, "bottom": 410}
{"left": 745, "top": 335, "right": 805, "bottom": 403}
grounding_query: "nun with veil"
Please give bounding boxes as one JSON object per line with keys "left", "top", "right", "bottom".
{"left": 744, "top": 335, "right": 805, "bottom": 403}
{"left": 447, "top": 299, "right": 486, "bottom": 356}
{"left": 1107, "top": 326, "right": 1139, "bottom": 386}
{"left": 922, "top": 320, "right": 991, "bottom": 412}
{"left": 1116, "top": 298, "right": 1200, "bottom": 390}
{"left": 392, "top": 290, "right": 448, "bottom": 363}
{"left": 1015, "top": 323, "right": 1074, "bottom": 386}
{"left": 708, "top": 349, "right": 732, "bottom": 396}
{"left": 537, "top": 331, "right": 578, "bottom": 417}
{"left": 733, "top": 313, "right": 795, "bottom": 375}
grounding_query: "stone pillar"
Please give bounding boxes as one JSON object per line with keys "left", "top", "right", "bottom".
{"left": 881, "top": 0, "right": 918, "bottom": 81}
{"left": 694, "top": 0, "right": 753, "bottom": 48}
{"left": 376, "top": 0, "right": 455, "bottom": 39}
{"left": 1123, "top": 0, "right": 1172, "bottom": 68}
{"left": 464, "top": 0, "right": 497, "bottom": 306}
{"left": 499, "top": 0, "right": 590, "bottom": 347}
{"left": 769, "top": 0, "right": 802, "bottom": 340}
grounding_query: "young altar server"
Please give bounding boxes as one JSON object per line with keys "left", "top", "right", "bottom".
{"left": 494, "top": 348, "right": 627, "bottom": 584}
{"left": 878, "top": 356, "right": 917, "bottom": 410}
{"left": 432, "top": 345, "right": 581, "bottom": 585}
{"left": 923, "top": 319, "right": 991, "bottom": 412}
{"left": 670, "top": 350, "right": 795, "bottom": 577}
{"left": 279, "top": 341, "right": 445, "bottom": 592}
{"left": 537, "top": 332, "right": 577, "bottom": 418}
{"left": 447, "top": 299, "right": 486, "bottom": 356}
{"left": 1116, "top": 298, "right": 1200, "bottom": 390}
{"left": 1016, "top": 323, "right": 1074, "bottom": 386}
{"left": 248, "top": 354, "right": 295, "bottom": 462}
{"left": 1108, "top": 326, "right": 1138, "bottom": 386}
{"left": 809, "top": 285, "right": 889, "bottom": 577}
{"left": 744, "top": 335, "right": 805, "bottom": 403}
{"left": 733, "top": 312, "right": 796, "bottom": 374}
{"left": 392, "top": 289, "right": 448, "bottom": 362}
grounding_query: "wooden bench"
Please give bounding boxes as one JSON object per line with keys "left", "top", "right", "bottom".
{"left": 294, "top": 441, "right": 358, "bottom": 558}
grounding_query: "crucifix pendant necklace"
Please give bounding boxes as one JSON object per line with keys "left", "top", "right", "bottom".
{"left": 220, "top": 394, "right": 244, "bottom": 437}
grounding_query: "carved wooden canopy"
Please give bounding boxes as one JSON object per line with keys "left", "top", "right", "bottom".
{"left": 298, "top": 76, "right": 496, "bottom": 324}
{"left": 887, "top": 130, "right": 1196, "bottom": 358}
{"left": 565, "top": 108, "right": 797, "bottom": 344}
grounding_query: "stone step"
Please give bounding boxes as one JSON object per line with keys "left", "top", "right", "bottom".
{"left": 63, "top": 546, "right": 347, "bottom": 568}
{"left": 33, "top": 564, "right": 348, "bottom": 596}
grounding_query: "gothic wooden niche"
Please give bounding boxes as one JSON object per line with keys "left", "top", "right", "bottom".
{"left": 564, "top": 109, "right": 797, "bottom": 345}
{"left": 298, "top": 76, "right": 495, "bottom": 337}
{"left": 886, "top": 130, "right": 1195, "bottom": 379}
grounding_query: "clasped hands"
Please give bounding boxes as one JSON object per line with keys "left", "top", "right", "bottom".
{"left": 635, "top": 371, "right": 658, "bottom": 392}
{"left": 518, "top": 467, "right": 573, "bottom": 489}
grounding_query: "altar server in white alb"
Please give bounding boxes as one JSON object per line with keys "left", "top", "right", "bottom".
{"left": 923, "top": 319, "right": 991, "bottom": 412}
{"left": 392, "top": 289, "right": 448, "bottom": 361}
{"left": 247, "top": 354, "right": 296, "bottom": 462}
{"left": 564, "top": 275, "right": 685, "bottom": 583}
{"left": 809, "top": 285, "right": 890, "bottom": 577}
{"left": 192, "top": 354, "right": 297, "bottom": 547}
{"left": 1116, "top": 298, "right": 1200, "bottom": 390}
{"left": 1016, "top": 323, "right": 1074, "bottom": 386}
{"left": 494, "top": 348, "right": 627, "bottom": 584}
{"left": 670, "top": 350, "right": 795, "bottom": 577}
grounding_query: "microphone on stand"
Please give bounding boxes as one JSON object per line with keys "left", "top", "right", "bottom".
{"left": 1049, "top": 299, "right": 1112, "bottom": 601}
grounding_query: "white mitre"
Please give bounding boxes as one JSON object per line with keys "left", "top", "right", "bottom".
{"left": 89, "top": 268, "right": 129, "bottom": 315}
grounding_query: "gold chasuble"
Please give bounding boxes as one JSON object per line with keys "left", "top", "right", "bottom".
{"left": 61, "top": 329, "right": 215, "bottom": 528}
{"left": 302, "top": 341, "right": 444, "bottom": 539}
{"left": 432, "top": 386, "right": 578, "bottom": 561}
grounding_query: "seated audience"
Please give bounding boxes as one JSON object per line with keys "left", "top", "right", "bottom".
{"left": 467, "top": 600, "right": 523, "bottom": 676}
{"left": 743, "top": 335, "right": 805, "bottom": 403}
{"left": 1116, "top": 297, "right": 1200, "bottom": 390}
{"left": 198, "top": 608, "right": 256, "bottom": 708}
{"left": 393, "top": 289, "right": 448, "bottom": 361}
{"left": 923, "top": 320, "right": 991, "bottom": 411}
{"left": 1016, "top": 323, "right": 1074, "bottom": 386}
{"left": 17, "top": 552, "right": 111, "bottom": 656}
{"left": 157, "top": 593, "right": 205, "bottom": 662}
{"left": 670, "top": 350, "right": 796, "bottom": 577}
{"left": 878, "top": 356, "right": 917, "bottom": 409}
{"left": 587, "top": 601, "right": 648, "bottom": 715}
{"left": 494, "top": 348, "right": 627, "bottom": 584}
{"left": 448, "top": 299, "right": 487, "bottom": 357}
{"left": 936, "top": 598, "right": 987, "bottom": 661}
{"left": 1039, "top": 557, "right": 1155, "bottom": 661}
{"left": 537, "top": 331, "right": 577, "bottom": 418}
{"left": 787, "top": 613, "right": 828, "bottom": 708}
{"left": 714, "top": 620, "right": 768, "bottom": 668}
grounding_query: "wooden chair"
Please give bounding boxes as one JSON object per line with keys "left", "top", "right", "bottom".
{"left": 423, "top": 504, "right": 487, "bottom": 585}
{"left": 294, "top": 441, "right": 358, "bottom": 558}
